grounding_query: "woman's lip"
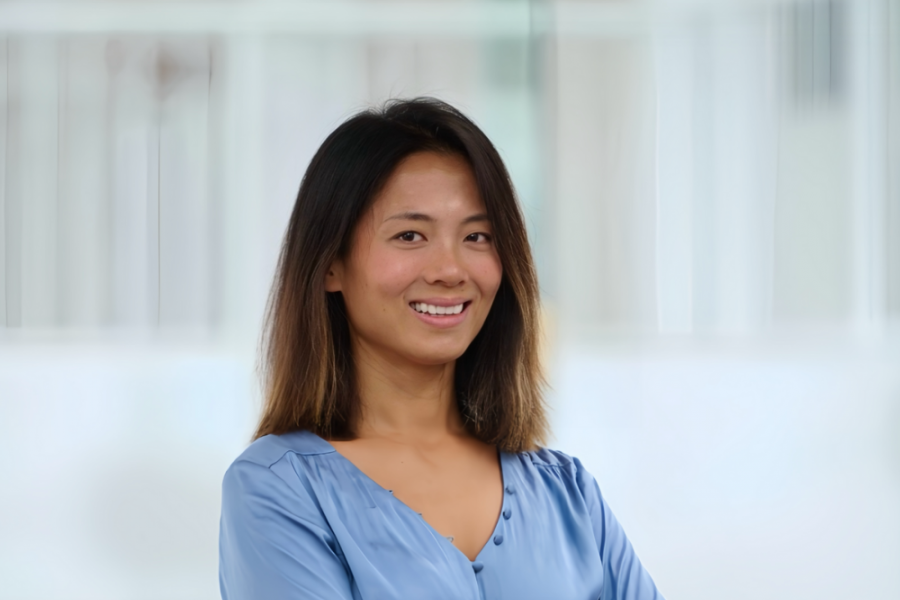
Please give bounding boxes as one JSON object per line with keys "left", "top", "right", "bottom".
{"left": 408, "top": 297, "right": 470, "bottom": 307}
{"left": 409, "top": 301, "right": 470, "bottom": 329}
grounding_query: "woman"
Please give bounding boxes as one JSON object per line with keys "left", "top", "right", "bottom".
{"left": 219, "top": 98, "right": 664, "bottom": 600}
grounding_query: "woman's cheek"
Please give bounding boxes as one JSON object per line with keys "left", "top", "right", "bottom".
{"left": 472, "top": 258, "right": 503, "bottom": 293}
{"left": 386, "top": 257, "right": 426, "bottom": 290}
{"left": 362, "top": 251, "right": 405, "bottom": 293}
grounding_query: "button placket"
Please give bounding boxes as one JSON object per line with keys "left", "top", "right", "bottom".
{"left": 493, "top": 481, "right": 515, "bottom": 547}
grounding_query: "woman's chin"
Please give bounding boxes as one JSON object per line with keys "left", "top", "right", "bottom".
{"left": 399, "top": 345, "right": 468, "bottom": 368}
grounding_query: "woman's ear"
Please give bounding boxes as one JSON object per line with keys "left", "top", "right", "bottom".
{"left": 324, "top": 259, "right": 343, "bottom": 292}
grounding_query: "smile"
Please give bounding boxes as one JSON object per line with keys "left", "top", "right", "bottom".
{"left": 411, "top": 302, "right": 466, "bottom": 316}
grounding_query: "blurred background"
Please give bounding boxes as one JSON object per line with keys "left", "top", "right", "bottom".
{"left": 1, "top": 0, "right": 898, "bottom": 598}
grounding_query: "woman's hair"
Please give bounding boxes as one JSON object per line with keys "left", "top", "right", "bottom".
{"left": 255, "top": 97, "right": 547, "bottom": 452}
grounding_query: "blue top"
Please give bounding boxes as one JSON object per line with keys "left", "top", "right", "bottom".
{"left": 219, "top": 430, "right": 664, "bottom": 600}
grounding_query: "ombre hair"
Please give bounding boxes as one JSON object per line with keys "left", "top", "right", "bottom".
{"left": 255, "top": 98, "right": 547, "bottom": 452}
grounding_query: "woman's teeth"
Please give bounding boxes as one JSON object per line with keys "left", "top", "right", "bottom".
{"left": 412, "top": 302, "right": 465, "bottom": 316}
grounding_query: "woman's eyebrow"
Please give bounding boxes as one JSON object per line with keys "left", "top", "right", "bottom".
{"left": 383, "top": 212, "right": 490, "bottom": 224}
{"left": 461, "top": 213, "right": 490, "bottom": 225}
{"left": 384, "top": 211, "right": 434, "bottom": 223}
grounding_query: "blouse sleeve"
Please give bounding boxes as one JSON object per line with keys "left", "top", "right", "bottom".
{"left": 219, "top": 459, "right": 355, "bottom": 600}
{"left": 574, "top": 458, "right": 665, "bottom": 600}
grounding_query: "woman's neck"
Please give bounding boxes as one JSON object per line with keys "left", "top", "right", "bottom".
{"left": 350, "top": 338, "right": 465, "bottom": 445}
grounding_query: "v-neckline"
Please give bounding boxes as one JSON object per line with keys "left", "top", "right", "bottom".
{"left": 315, "top": 432, "right": 508, "bottom": 564}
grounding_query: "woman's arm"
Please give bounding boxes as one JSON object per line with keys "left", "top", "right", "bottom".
{"left": 574, "top": 458, "right": 665, "bottom": 600}
{"left": 219, "top": 459, "right": 355, "bottom": 600}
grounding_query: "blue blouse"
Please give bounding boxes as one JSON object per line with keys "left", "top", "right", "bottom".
{"left": 219, "top": 430, "right": 664, "bottom": 600}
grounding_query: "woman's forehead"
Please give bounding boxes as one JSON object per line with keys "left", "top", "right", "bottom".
{"left": 371, "top": 152, "right": 484, "bottom": 219}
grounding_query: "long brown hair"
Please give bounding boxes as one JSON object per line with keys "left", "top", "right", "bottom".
{"left": 255, "top": 98, "right": 547, "bottom": 452}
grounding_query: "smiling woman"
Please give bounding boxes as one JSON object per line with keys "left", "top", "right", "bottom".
{"left": 218, "top": 98, "right": 665, "bottom": 600}
{"left": 324, "top": 151, "right": 503, "bottom": 376}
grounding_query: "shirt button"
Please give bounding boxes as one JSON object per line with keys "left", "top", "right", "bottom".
{"left": 493, "top": 534, "right": 504, "bottom": 545}
{"left": 503, "top": 509, "right": 512, "bottom": 520}
{"left": 472, "top": 562, "right": 484, "bottom": 573}
{"left": 505, "top": 485, "right": 516, "bottom": 495}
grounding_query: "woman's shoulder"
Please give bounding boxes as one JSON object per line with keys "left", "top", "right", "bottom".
{"left": 507, "top": 446, "right": 600, "bottom": 500}
{"left": 221, "top": 430, "right": 340, "bottom": 532}
{"left": 230, "top": 429, "right": 335, "bottom": 469}
{"left": 519, "top": 446, "right": 577, "bottom": 467}
{"left": 512, "top": 446, "right": 592, "bottom": 474}
{"left": 222, "top": 430, "right": 337, "bottom": 508}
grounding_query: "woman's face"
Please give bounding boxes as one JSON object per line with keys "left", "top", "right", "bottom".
{"left": 326, "top": 151, "right": 503, "bottom": 368}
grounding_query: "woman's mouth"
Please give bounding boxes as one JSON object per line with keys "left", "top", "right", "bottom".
{"left": 410, "top": 302, "right": 467, "bottom": 316}
{"left": 408, "top": 300, "right": 472, "bottom": 328}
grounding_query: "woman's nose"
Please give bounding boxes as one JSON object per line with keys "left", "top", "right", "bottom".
{"left": 424, "top": 243, "right": 467, "bottom": 287}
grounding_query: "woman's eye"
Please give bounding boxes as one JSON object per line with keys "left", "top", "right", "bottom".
{"left": 396, "top": 231, "right": 423, "bottom": 242}
{"left": 465, "top": 232, "right": 492, "bottom": 243}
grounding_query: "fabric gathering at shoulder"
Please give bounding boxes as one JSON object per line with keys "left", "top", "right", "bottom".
{"left": 233, "top": 430, "right": 335, "bottom": 470}
{"left": 527, "top": 446, "right": 578, "bottom": 470}
{"left": 525, "top": 447, "right": 600, "bottom": 507}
